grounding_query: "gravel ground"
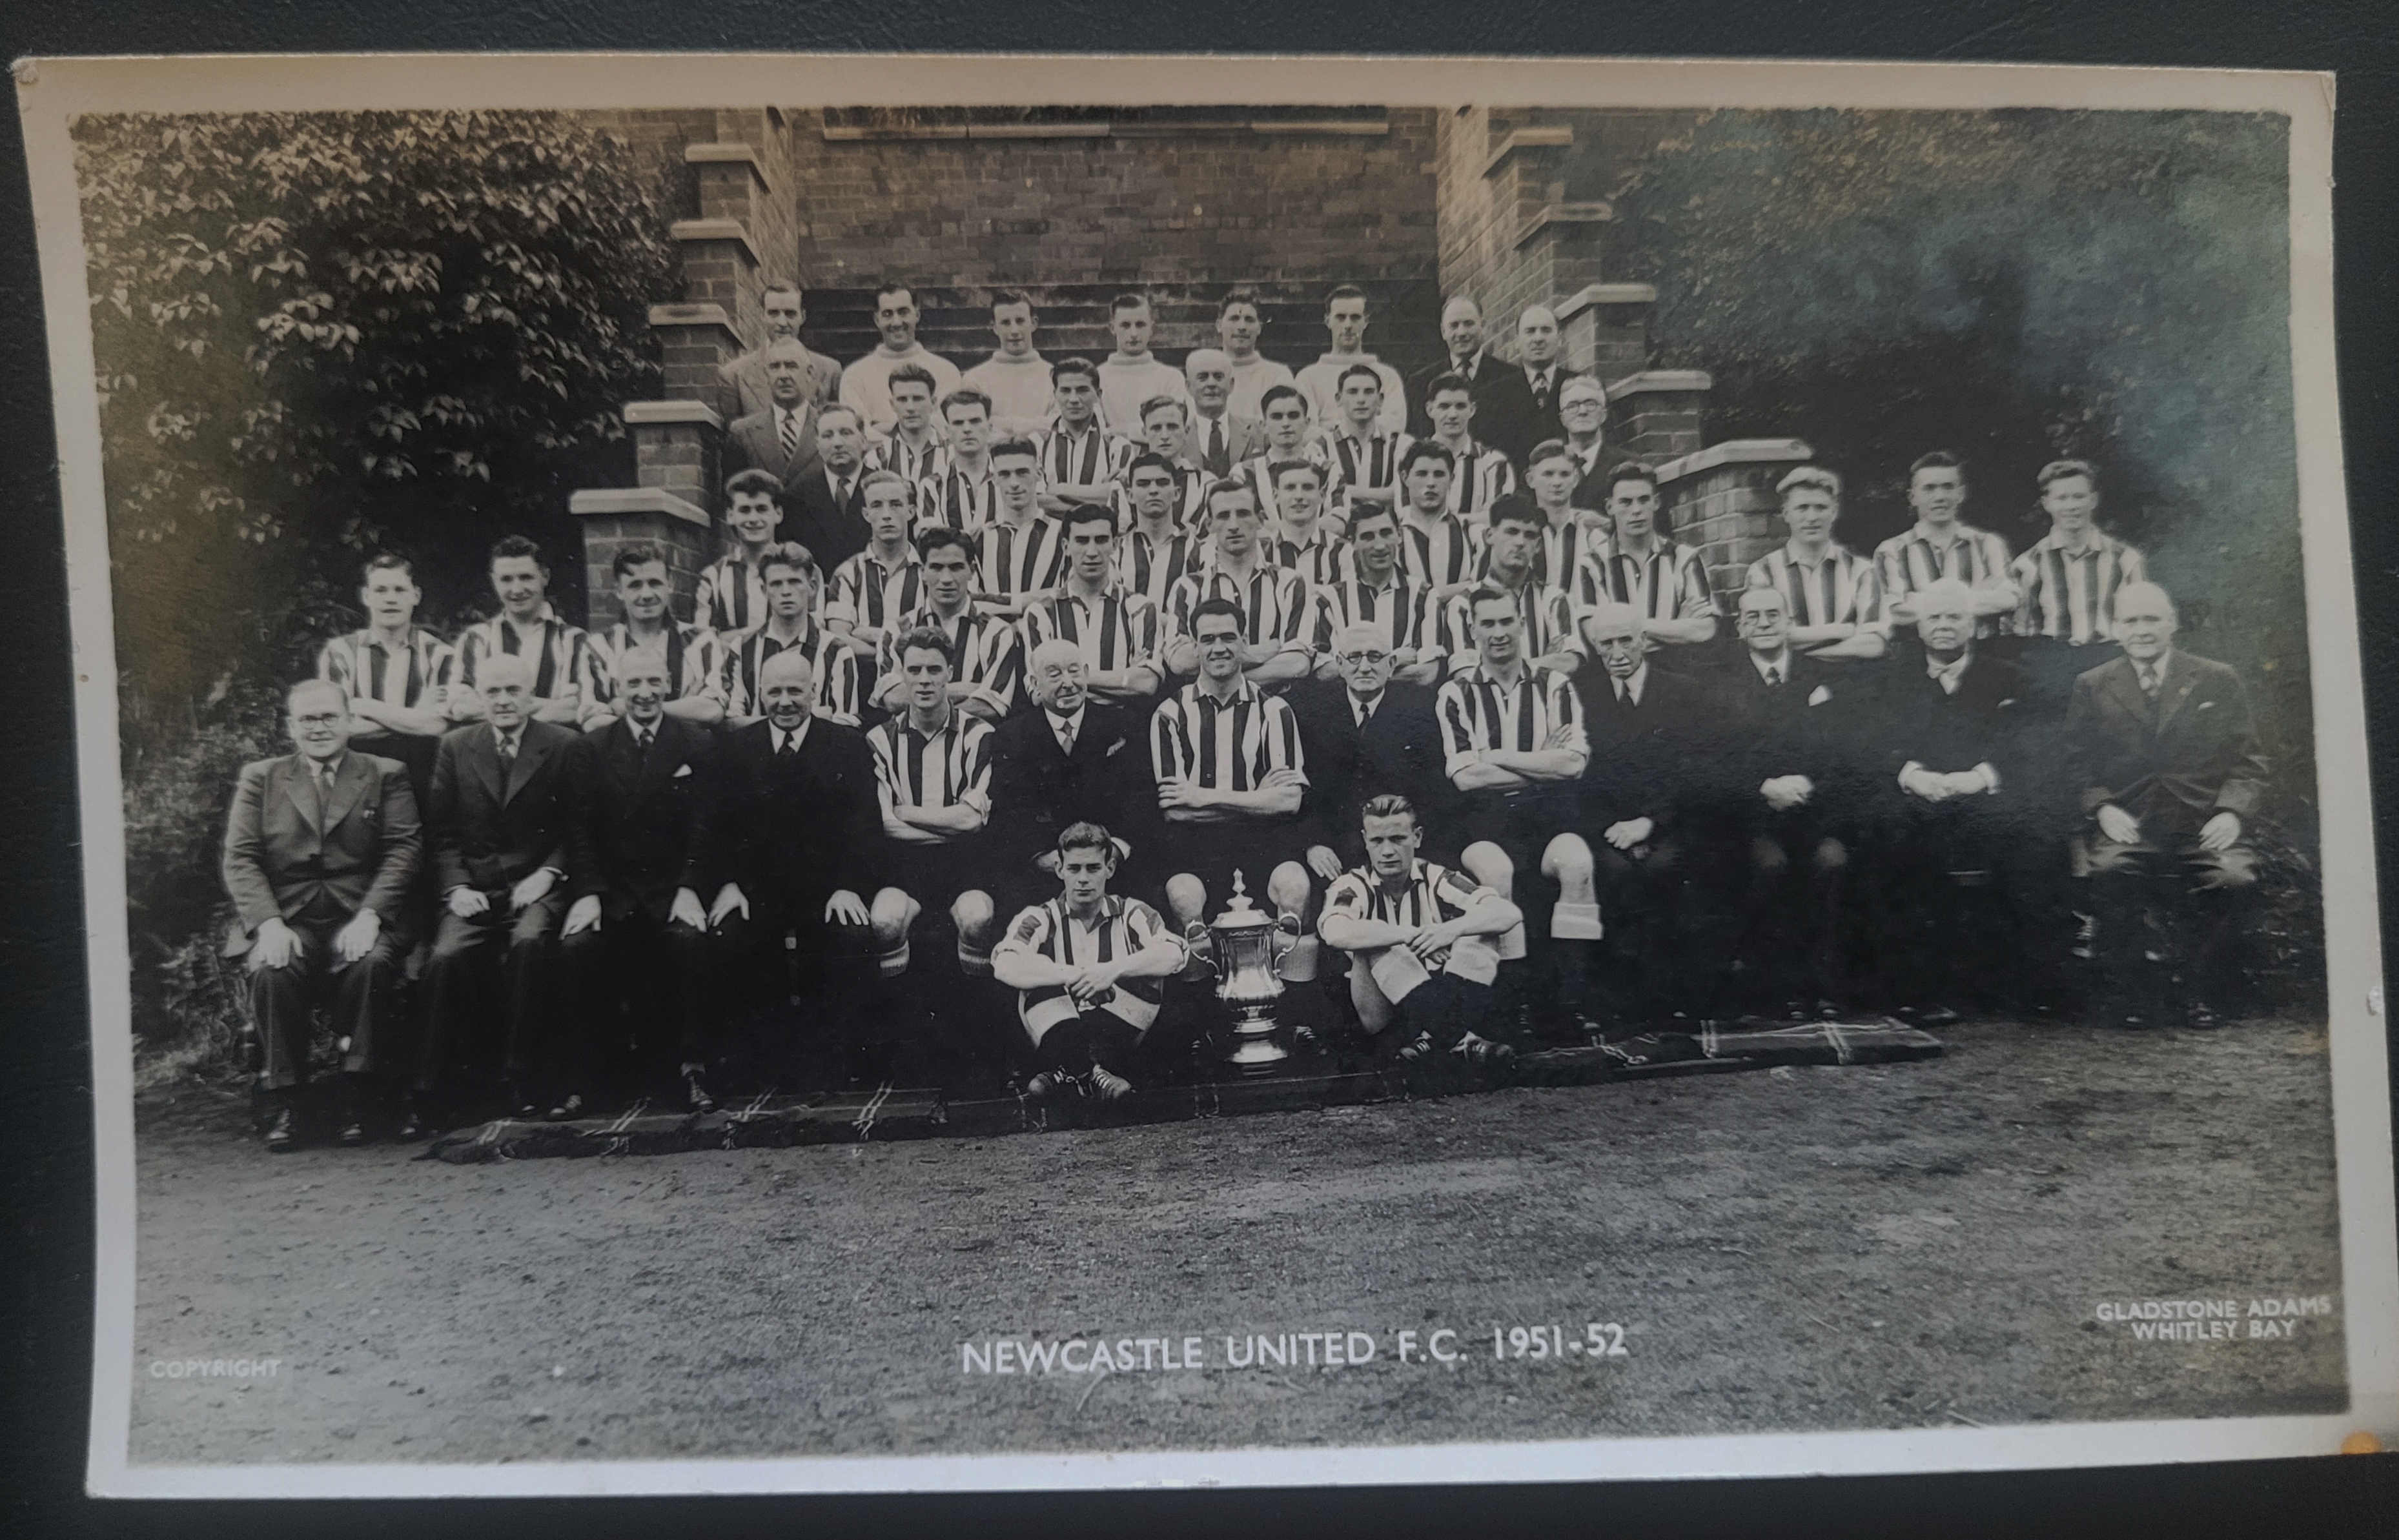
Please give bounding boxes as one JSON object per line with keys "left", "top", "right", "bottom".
{"left": 125, "top": 1015, "right": 2348, "bottom": 1466}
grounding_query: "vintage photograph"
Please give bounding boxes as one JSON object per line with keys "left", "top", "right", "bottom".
{"left": 21, "top": 54, "right": 2392, "bottom": 1495}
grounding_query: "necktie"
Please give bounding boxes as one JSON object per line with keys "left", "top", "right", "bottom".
{"left": 2138, "top": 661, "right": 2162, "bottom": 698}
{"left": 1056, "top": 718, "right": 1076, "bottom": 756}
{"left": 1354, "top": 699, "right": 1373, "bottom": 729}
{"left": 777, "top": 730, "right": 799, "bottom": 761}
{"left": 497, "top": 733, "right": 518, "bottom": 767}
{"left": 1533, "top": 372, "right": 1549, "bottom": 411}
{"left": 835, "top": 475, "right": 851, "bottom": 509}
{"left": 1764, "top": 664, "right": 1782, "bottom": 688}
{"left": 1207, "top": 419, "right": 1226, "bottom": 474}
{"left": 780, "top": 409, "right": 800, "bottom": 455}
{"left": 310, "top": 762, "right": 331, "bottom": 823}
{"left": 635, "top": 725, "right": 655, "bottom": 760}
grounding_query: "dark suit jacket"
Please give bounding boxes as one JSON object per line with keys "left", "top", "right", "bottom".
{"left": 1476, "top": 362, "right": 1577, "bottom": 469}
{"left": 1407, "top": 349, "right": 1514, "bottom": 442}
{"left": 586, "top": 714, "right": 722, "bottom": 922}
{"left": 427, "top": 719, "right": 600, "bottom": 898}
{"left": 1183, "top": 412, "right": 1267, "bottom": 476}
{"left": 717, "top": 718, "right": 883, "bottom": 915}
{"left": 1292, "top": 679, "right": 1448, "bottom": 861}
{"left": 1710, "top": 650, "right": 1874, "bottom": 823}
{"left": 1574, "top": 665, "right": 1711, "bottom": 835}
{"left": 1877, "top": 651, "right": 2036, "bottom": 784}
{"left": 786, "top": 464, "right": 872, "bottom": 576}
{"left": 221, "top": 750, "right": 422, "bottom": 940}
{"left": 987, "top": 703, "right": 1154, "bottom": 889}
{"left": 727, "top": 403, "right": 825, "bottom": 489}
{"left": 2063, "top": 648, "right": 2269, "bottom": 835}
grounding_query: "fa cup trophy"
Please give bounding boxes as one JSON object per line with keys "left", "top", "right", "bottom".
{"left": 1208, "top": 871, "right": 1292, "bottom": 1073}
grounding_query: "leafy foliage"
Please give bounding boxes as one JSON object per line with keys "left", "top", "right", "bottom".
{"left": 76, "top": 110, "right": 681, "bottom": 1041}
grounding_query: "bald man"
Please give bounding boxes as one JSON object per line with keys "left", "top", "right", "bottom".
{"left": 986, "top": 637, "right": 1157, "bottom": 912}
{"left": 1182, "top": 348, "right": 1267, "bottom": 476}
{"left": 715, "top": 648, "right": 884, "bottom": 1085}
{"left": 2063, "top": 581, "right": 2269, "bottom": 1027}
{"left": 1480, "top": 304, "right": 1580, "bottom": 467}
{"left": 222, "top": 679, "right": 421, "bottom": 1150}
{"left": 417, "top": 653, "right": 601, "bottom": 1129}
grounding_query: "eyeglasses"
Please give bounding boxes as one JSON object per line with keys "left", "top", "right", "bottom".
{"left": 1336, "top": 651, "right": 1392, "bottom": 666}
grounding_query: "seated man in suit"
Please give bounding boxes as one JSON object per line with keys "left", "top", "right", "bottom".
{"left": 562, "top": 647, "right": 725, "bottom": 1115}
{"left": 1298, "top": 621, "right": 1452, "bottom": 878}
{"left": 726, "top": 339, "right": 825, "bottom": 490}
{"left": 1715, "top": 585, "right": 1869, "bottom": 1017}
{"left": 991, "top": 822, "right": 1189, "bottom": 1104}
{"left": 988, "top": 638, "right": 1155, "bottom": 914}
{"left": 1573, "top": 602, "right": 1710, "bottom": 1028}
{"left": 418, "top": 654, "right": 600, "bottom": 1129}
{"left": 1873, "top": 578, "right": 2042, "bottom": 1022}
{"left": 221, "top": 680, "right": 422, "bottom": 1150}
{"left": 711, "top": 649, "right": 883, "bottom": 1086}
{"left": 1318, "top": 794, "right": 1522, "bottom": 1071}
{"left": 864, "top": 625, "right": 1003, "bottom": 1087}
{"left": 2063, "top": 581, "right": 2269, "bottom": 1027}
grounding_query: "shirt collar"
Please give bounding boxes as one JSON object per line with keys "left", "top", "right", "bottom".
{"left": 1046, "top": 705, "right": 1086, "bottom": 733}
{"left": 1751, "top": 647, "right": 1794, "bottom": 681}
{"left": 773, "top": 718, "right": 813, "bottom": 753}
{"left": 1616, "top": 662, "right": 1650, "bottom": 702}
{"left": 1926, "top": 647, "right": 1973, "bottom": 689}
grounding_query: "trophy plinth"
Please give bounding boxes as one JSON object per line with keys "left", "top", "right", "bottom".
{"left": 1207, "top": 871, "right": 1291, "bottom": 1075}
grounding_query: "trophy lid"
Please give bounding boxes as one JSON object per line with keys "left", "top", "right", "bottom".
{"left": 1208, "top": 870, "right": 1277, "bottom": 931}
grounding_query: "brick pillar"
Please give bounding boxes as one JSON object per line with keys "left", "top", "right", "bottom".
{"left": 1555, "top": 282, "right": 1657, "bottom": 377}
{"left": 1606, "top": 369, "right": 1712, "bottom": 464}
{"left": 1654, "top": 439, "right": 1815, "bottom": 610}
{"left": 567, "top": 488, "right": 714, "bottom": 630}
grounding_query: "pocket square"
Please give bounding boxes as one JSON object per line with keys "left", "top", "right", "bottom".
{"left": 673, "top": 762, "right": 694, "bottom": 776}
{"left": 2198, "top": 700, "right": 2217, "bottom": 711}
{"left": 1807, "top": 684, "right": 1832, "bottom": 706}
{"left": 1106, "top": 738, "right": 1126, "bottom": 757}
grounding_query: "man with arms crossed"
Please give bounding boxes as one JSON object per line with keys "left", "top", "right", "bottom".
{"left": 1214, "top": 289, "right": 1294, "bottom": 421}
{"left": 1744, "top": 465, "right": 1890, "bottom": 662}
{"left": 1150, "top": 598, "right": 1317, "bottom": 984}
{"left": 2063, "top": 581, "right": 2268, "bottom": 1028}
{"left": 1318, "top": 363, "right": 1412, "bottom": 520}
{"left": 840, "top": 282, "right": 962, "bottom": 435}
{"left": 1574, "top": 462, "right": 1719, "bottom": 656}
{"left": 1391, "top": 441, "right": 1485, "bottom": 607}
{"left": 1120, "top": 451, "right": 1205, "bottom": 609}
{"left": 453, "top": 535, "right": 603, "bottom": 728}
{"left": 1516, "top": 440, "right": 1605, "bottom": 591}
{"left": 1873, "top": 451, "right": 2019, "bottom": 630}
{"left": 873, "top": 526, "right": 1024, "bottom": 722}
{"left": 584, "top": 543, "right": 724, "bottom": 731}
{"left": 317, "top": 552, "right": 458, "bottom": 802}
{"left": 824, "top": 469, "right": 927, "bottom": 661}
{"left": 1435, "top": 585, "right": 1602, "bottom": 1033}
{"left": 720, "top": 280, "right": 841, "bottom": 421}
{"left": 2010, "top": 458, "right": 2147, "bottom": 708}
{"left": 977, "top": 436, "right": 1069, "bottom": 619}
{"left": 713, "top": 649, "right": 883, "bottom": 1088}
{"left": 714, "top": 542, "right": 864, "bottom": 727}
{"left": 1261, "top": 460, "right": 1349, "bottom": 587}
{"left": 418, "top": 653, "right": 600, "bottom": 1128}
{"left": 565, "top": 645, "right": 726, "bottom": 1113}
{"left": 1019, "top": 504, "right": 1166, "bottom": 707}
{"left": 959, "top": 289, "right": 1053, "bottom": 437}
{"left": 695, "top": 469, "right": 793, "bottom": 635}
{"left": 223, "top": 680, "right": 421, "bottom": 1150}
{"left": 1449, "top": 494, "right": 1584, "bottom": 678}
{"left": 865, "top": 627, "right": 1004, "bottom": 1086}
{"left": 1318, "top": 795, "right": 1522, "bottom": 1069}
{"left": 992, "top": 822, "right": 1188, "bottom": 1103}
{"left": 1295, "top": 283, "right": 1407, "bottom": 437}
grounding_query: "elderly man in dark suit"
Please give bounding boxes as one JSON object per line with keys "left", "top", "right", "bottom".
{"left": 221, "top": 679, "right": 422, "bottom": 1151}
{"left": 416, "top": 653, "right": 600, "bottom": 1131}
{"left": 1872, "top": 578, "right": 2044, "bottom": 1022}
{"left": 726, "top": 339, "right": 826, "bottom": 490}
{"left": 2063, "top": 581, "right": 2270, "bottom": 1026}
{"left": 1572, "top": 602, "right": 1711, "bottom": 1028}
{"left": 564, "top": 646, "right": 726, "bottom": 1114}
{"left": 986, "top": 637, "right": 1156, "bottom": 915}
{"left": 1297, "top": 620, "right": 1451, "bottom": 876}
{"left": 713, "top": 648, "right": 883, "bottom": 1086}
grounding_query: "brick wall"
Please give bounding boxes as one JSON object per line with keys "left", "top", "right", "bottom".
{"left": 785, "top": 110, "right": 1440, "bottom": 289}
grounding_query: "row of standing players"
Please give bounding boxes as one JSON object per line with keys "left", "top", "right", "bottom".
{"left": 228, "top": 432, "right": 2267, "bottom": 1148}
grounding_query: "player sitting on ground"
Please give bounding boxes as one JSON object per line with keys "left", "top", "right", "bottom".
{"left": 991, "top": 822, "right": 1189, "bottom": 1103}
{"left": 1318, "top": 793, "right": 1522, "bottom": 1069}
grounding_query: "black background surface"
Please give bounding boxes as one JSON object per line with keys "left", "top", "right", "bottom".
{"left": 1, "top": 3, "right": 2393, "bottom": 1535}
